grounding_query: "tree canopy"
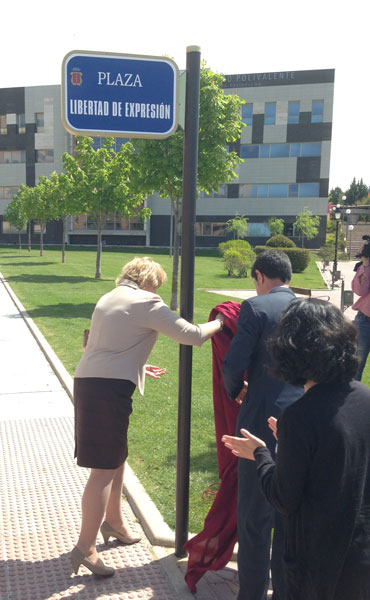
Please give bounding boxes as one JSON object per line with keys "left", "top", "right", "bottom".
{"left": 133, "top": 64, "right": 245, "bottom": 309}
{"left": 62, "top": 136, "right": 148, "bottom": 278}
{"left": 294, "top": 208, "right": 320, "bottom": 247}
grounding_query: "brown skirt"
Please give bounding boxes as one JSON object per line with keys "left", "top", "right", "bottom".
{"left": 74, "top": 377, "right": 136, "bottom": 469}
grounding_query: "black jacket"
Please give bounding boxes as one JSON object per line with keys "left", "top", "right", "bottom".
{"left": 255, "top": 380, "right": 370, "bottom": 600}
{"left": 222, "top": 286, "right": 303, "bottom": 449}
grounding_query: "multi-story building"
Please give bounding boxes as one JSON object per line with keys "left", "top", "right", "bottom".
{"left": 0, "top": 68, "right": 334, "bottom": 248}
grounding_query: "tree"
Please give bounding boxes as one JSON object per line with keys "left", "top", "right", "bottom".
{"left": 62, "top": 137, "right": 148, "bottom": 279}
{"left": 11, "top": 185, "right": 34, "bottom": 251}
{"left": 134, "top": 64, "right": 244, "bottom": 310}
{"left": 293, "top": 208, "right": 320, "bottom": 248}
{"left": 12, "top": 182, "right": 54, "bottom": 255}
{"left": 48, "top": 171, "right": 82, "bottom": 263}
{"left": 344, "top": 178, "right": 369, "bottom": 205}
{"left": 225, "top": 214, "right": 248, "bottom": 239}
{"left": 4, "top": 196, "right": 27, "bottom": 249}
{"left": 29, "top": 177, "right": 57, "bottom": 256}
{"left": 268, "top": 217, "right": 284, "bottom": 237}
{"left": 329, "top": 186, "right": 344, "bottom": 205}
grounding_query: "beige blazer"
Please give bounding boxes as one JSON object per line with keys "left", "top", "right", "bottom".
{"left": 74, "top": 280, "right": 209, "bottom": 394}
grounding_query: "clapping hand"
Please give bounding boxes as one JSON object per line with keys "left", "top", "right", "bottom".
{"left": 222, "top": 428, "right": 266, "bottom": 461}
{"left": 268, "top": 416, "right": 278, "bottom": 440}
{"left": 235, "top": 381, "right": 248, "bottom": 405}
{"left": 145, "top": 364, "right": 167, "bottom": 379}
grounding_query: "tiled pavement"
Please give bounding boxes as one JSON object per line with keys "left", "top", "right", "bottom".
{"left": 0, "top": 260, "right": 358, "bottom": 600}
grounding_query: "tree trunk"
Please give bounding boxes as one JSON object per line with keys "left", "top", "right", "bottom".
{"left": 62, "top": 217, "right": 66, "bottom": 263}
{"left": 95, "top": 218, "right": 102, "bottom": 279}
{"left": 40, "top": 226, "right": 44, "bottom": 256}
{"left": 28, "top": 222, "right": 31, "bottom": 252}
{"left": 170, "top": 199, "right": 181, "bottom": 311}
{"left": 18, "top": 232, "right": 22, "bottom": 250}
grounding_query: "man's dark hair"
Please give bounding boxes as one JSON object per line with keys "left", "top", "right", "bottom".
{"left": 251, "top": 249, "right": 292, "bottom": 283}
{"left": 268, "top": 298, "right": 359, "bottom": 385}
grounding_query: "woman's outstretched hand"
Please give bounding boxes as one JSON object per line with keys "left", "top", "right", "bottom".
{"left": 145, "top": 365, "right": 167, "bottom": 379}
{"left": 222, "top": 428, "right": 266, "bottom": 461}
{"left": 268, "top": 416, "right": 278, "bottom": 440}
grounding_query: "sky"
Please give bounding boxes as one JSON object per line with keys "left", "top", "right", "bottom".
{"left": 1, "top": 0, "right": 368, "bottom": 192}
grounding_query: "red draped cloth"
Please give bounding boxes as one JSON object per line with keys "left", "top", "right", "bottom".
{"left": 184, "top": 301, "right": 242, "bottom": 592}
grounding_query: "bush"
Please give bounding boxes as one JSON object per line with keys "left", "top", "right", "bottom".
{"left": 254, "top": 246, "right": 310, "bottom": 273}
{"left": 224, "top": 247, "right": 256, "bottom": 277}
{"left": 317, "top": 243, "right": 335, "bottom": 261}
{"left": 218, "top": 239, "right": 253, "bottom": 256}
{"left": 266, "top": 234, "right": 296, "bottom": 248}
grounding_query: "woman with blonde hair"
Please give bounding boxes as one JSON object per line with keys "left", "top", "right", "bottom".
{"left": 71, "top": 256, "right": 224, "bottom": 576}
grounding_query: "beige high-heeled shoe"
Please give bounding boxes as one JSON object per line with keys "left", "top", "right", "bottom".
{"left": 70, "top": 546, "right": 115, "bottom": 577}
{"left": 100, "top": 521, "right": 141, "bottom": 545}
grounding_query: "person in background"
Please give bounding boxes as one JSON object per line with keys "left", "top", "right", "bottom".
{"left": 222, "top": 249, "right": 303, "bottom": 600}
{"left": 352, "top": 246, "right": 370, "bottom": 380}
{"left": 222, "top": 298, "right": 370, "bottom": 600}
{"left": 71, "top": 256, "right": 225, "bottom": 577}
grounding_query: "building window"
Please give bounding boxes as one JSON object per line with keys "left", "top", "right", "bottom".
{"left": 36, "top": 150, "right": 54, "bottom": 163}
{"left": 242, "top": 103, "right": 253, "bottom": 126}
{"left": 35, "top": 112, "right": 44, "bottom": 132}
{"left": 0, "top": 186, "right": 19, "bottom": 199}
{"left": 72, "top": 212, "right": 145, "bottom": 231}
{"left": 240, "top": 145, "right": 259, "bottom": 159}
{"left": 270, "top": 144, "right": 290, "bottom": 158}
{"left": 239, "top": 184, "right": 253, "bottom": 197}
{"left": 2, "top": 221, "right": 27, "bottom": 234}
{"left": 0, "top": 150, "right": 26, "bottom": 164}
{"left": 311, "top": 100, "right": 323, "bottom": 123}
{"left": 264, "top": 102, "right": 276, "bottom": 125}
{"left": 269, "top": 184, "right": 288, "bottom": 197}
{"left": 240, "top": 142, "right": 321, "bottom": 159}
{"left": 301, "top": 142, "right": 321, "bottom": 156}
{"left": 212, "top": 185, "right": 228, "bottom": 198}
{"left": 17, "top": 114, "right": 26, "bottom": 134}
{"left": 33, "top": 222, "right": 45, "bottom": 233}
{"left": 288, "top": 101, "right": 300, "bottom": 124}
{"left": 257, "top": 184, "right": 268, "bottom": 197}
{"left": 0, "top": 115, "right": 7, "bottom": 135}
{"left": 92, "top": 137, "right": 130, "bottom": 151}
{"left": 288, "top": 184, "right": 299, "bottom": 197}
{"left": 299, "top": 182, "right": 320, "bottom": 196}
{"left": 248, "top": 222, "right": 271, "bottom": 237}
{"left": 240, "top": 183, "right": 320, "bottom": 198}
{"left": 195, "top": 222, "right": 226, "bottom": 236}
{"left": 290, "top": 143, "right": 301, "bottom": 157}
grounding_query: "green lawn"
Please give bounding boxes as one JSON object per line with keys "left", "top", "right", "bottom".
{"left": 0, "top": 245, "right": 342, "bottom": 532}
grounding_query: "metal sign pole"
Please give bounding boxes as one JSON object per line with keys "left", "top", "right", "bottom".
{"left": 175, "top": 46, "right": 201, "bottom": 558}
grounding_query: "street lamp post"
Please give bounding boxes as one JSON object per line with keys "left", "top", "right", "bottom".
{"left": 332, "top": 204, "right": 342, "bottom": 289}
{"left": 348, "top": 224, "right": 354, "bottom": 258}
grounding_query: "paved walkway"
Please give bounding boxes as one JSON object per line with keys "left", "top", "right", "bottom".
{"left": 204, "top": 260, "right": 359, "bottom": 316}
{"left": 0, "top": 260, "right": 359, "bottom": 600}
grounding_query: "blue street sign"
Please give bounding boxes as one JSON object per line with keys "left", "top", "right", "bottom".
{"left": 62, "top": 50, "right": 179, "bottom": 139}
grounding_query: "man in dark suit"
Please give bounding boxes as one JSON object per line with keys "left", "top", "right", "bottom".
{"left": 222, "top": 250, "right": 303, "bottom": 600}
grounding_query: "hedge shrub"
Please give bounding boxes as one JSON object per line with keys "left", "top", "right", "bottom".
{"left": 266, "top": 234, "right": 296, "bottom": 248}
{"left": 222, "top": 242, "right": 256, "bottom": 277}
{"left": 254, "top": 246, "right": 310, "bottom": 273}
{"left": 218, "top": 239, "right": 254, "bottom": 256}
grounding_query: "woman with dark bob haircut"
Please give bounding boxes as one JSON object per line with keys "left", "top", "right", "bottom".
{"left": 223, "top": 299, "right": 370, "bottom": 600}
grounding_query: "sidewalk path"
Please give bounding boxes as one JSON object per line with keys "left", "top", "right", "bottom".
{"left": 203, "top": 260, "right": 359, "bottom": 317}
